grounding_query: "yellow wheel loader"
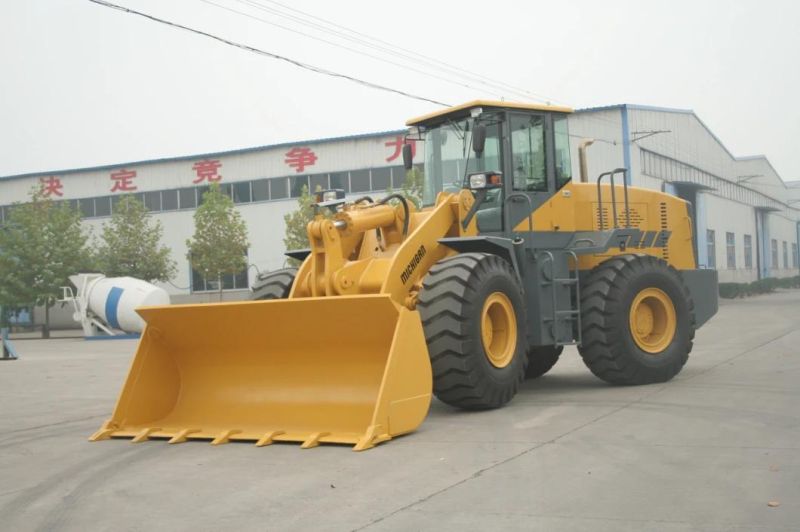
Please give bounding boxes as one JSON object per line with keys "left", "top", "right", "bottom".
{"left": 91, "top": 101, "right": 718, "bottom": 451}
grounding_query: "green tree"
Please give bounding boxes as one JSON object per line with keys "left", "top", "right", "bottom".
{"left": 0, "top": 188, "right": 92, "bottom": 338}
{"left": 185, "top": 183, "right": 249, "bottom": 301}
{"left": 282, "top": 185, "right": 317, "bottom": 261}
{"left": 400, "top": 167, "right": 424, "bottom": 208}
{"left": 94, "top": 195, "right": 176, "bottom": 282}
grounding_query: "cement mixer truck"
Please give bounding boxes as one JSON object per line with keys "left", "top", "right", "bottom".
{"left": 63, "top": 274, "right": 170, "bottom": 338}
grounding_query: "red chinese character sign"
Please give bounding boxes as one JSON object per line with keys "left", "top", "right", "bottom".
{"left": 385, "top": 136, "right": 416, "bottom": 163}
{"left": 192, "top": 159, "right": 223, "bottom": 183}
{"left": 110, "top": 169, "right": 137, "bottom": 192}
{"left": 40, "top": 176, "right": 63, "bottom": 197}
{"left": 284, "top": 147, "right": 317, "bottom": 173}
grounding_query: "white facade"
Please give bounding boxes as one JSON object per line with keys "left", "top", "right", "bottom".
{"left": 1, "top": 104, "right": 799, "bottom": 309}
{"left": 1, "top": 131, "right": 419, "bottom": 303}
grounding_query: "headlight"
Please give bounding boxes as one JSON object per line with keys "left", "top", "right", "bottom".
{"left": 469, "top": 173, "right": 487, "bottom": 189}
{"left": 315, "top": 189, "right": 346, "bottom": 205}
{"left": 467, "top": 171, "right": 502, "bottom": 190}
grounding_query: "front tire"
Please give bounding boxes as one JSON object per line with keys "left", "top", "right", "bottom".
{"left": 417, "top": 253, "right": 527, "bottom": 409}
{"left": 578, "top": 254, "right": 695, "bottom": 385}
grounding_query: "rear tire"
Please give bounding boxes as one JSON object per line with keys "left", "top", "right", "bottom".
{"left": 525, "top": 345, "right": 563, "bottom": 379}
{"left": 417, "top": 253, "right": 527, "bottom": 409}
{"left": 578, "top": 254, "right": 694, "bottom": 385}
{"left": 250, "top": 268, "right": 297, "bottom": 300}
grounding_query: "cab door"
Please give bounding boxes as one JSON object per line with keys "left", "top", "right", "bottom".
{"left": 505, "top": 112, "right": 555, "bottom": 230}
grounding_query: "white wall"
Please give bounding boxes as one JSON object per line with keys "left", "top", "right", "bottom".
{"left": 703, "top": 194, "right": 758, "bottom": 283}
{"left": 767, "top": 214, "right": 800, "bottom": 276}
{"left": 568, "top": 109, "right": 625, "bottom": 183}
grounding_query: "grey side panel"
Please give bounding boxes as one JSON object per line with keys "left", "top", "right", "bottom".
{"left": 679, "top": 269, "right": 718, "bottom": 328}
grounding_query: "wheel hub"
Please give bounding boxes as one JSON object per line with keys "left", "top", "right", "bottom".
{"left": 481, "top": 292, "right": 517, "bottom": 368}
{"left": 629, "top": 287, "right": 677, "bottom": 354}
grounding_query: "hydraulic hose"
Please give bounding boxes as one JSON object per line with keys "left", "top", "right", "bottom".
{"left": 378, "top": 194, "right": 410, "bottom": 237}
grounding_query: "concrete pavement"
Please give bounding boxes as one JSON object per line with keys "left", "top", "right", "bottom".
{"left": 0, "top": 291, "right": 798, "bottom": 531}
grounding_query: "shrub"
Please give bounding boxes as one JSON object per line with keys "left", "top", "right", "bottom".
{"left": 718, "top": 275, "right": 800, "bottom": 299}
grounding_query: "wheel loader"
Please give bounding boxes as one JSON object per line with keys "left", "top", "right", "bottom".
{"left": 91, "top": 101, "right": 718, "bottom": 451}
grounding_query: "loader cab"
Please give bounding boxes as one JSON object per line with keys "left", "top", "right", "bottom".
{"left": 405, "top": 100, "right": 574, "bottom": 233}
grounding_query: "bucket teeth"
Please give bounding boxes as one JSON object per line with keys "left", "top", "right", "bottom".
{"left": 88, "top": 420, "right": 119, "bottom": 442}
{"left": 300, "top": 432, "right": 330, "bottom": 449}
{"left": 255, "top": 431, "right": 286, "bottom": 447}
{"left": 88, "top": 428, "right": 115, "bottom": 442}
{"left": 210, "top": 430, "right": 242, "bottom": 446}
{"left": 168, "top": 429, "right": 201, "bottom": 444}
{"left": 131, "top": 427, "right": 161, "bottom": 443}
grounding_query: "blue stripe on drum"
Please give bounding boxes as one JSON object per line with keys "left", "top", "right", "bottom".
{"left": 105, "top": 287, "right": 124, "bottom": 330}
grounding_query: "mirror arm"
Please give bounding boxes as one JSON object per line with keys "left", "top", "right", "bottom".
{"left": 461, "top": 189, "right": 488, "bottom": 230}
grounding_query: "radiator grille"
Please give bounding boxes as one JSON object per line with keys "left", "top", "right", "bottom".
{"left": 594, "top": 204, "right": 644, "bottom": 230}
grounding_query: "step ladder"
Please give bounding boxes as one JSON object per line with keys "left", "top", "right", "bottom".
{"left": 539, "top": 250, "right": 581, "bottom": 347}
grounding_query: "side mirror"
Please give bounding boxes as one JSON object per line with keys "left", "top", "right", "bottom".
{"left": 402, "top": 143, "right": 414, "bottom": 170}
{"left": 472, "top": 124, "right": 486, "bottom": 157}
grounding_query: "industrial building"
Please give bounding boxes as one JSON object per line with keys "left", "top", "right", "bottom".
{"left": 1, "top": 104, "right": 798, "bottom": 315}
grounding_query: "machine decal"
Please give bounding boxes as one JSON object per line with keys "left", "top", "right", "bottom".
{"left": 401, "top": 245, "right": 427, "bottom": 284}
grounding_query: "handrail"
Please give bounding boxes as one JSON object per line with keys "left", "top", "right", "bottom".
{"left": 504, "top": 192, "right": 534, "bottom": 233}
{"left": 596, "top": 168, "right": 630, "bottom": 230}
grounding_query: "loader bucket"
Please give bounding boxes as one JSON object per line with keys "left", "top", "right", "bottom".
{"left": 89, "top": 294, "right": 432, "bottom": 451}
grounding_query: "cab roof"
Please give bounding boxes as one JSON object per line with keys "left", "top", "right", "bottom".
{"left": 406, "top": 100, "right": 574, "bottom": 127}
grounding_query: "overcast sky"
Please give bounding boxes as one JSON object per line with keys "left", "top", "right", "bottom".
{"left": 1, "top": 0, "right": 798, "bottom": 181}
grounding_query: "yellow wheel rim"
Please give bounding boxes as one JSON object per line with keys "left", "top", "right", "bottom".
{"left": 629, "top": 287, "right": 677, "bottom": 354}
{"left": 481, "top": 292, "right": 517, "bottom": 368}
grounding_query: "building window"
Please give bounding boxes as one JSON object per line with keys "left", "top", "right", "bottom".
{"left": 190, "top": 255, "right": 250, "bottom": 292}
{"left": 350, "top": 169, "right": 371, "bottom": 193}
{"left": 389, "top": 166, "right": 406, "bottom": 189}
{"left": 371, "top": 167, "right": 392, "bottom": 191}
{"left": 179, "top": 187, "right": 197, "bottom": 209}
{"left": 94, "top": 196, "right": 112, "bottom": 217}
{"left": 219, "top": 183, "right": 233, "bottom": 199}
{"left": 793, "top": 243, "right": 798, "bottom": 268}
{"left": 309, "top": 173, "right": 329, "bottom": 193}
{"left": 725, "top": 232, "right": 736, "bottom": 269}
{"left": 231, "top": 181, "right": 251, "bottom": 204}
{"left": 196, "top": 185, "right": 211, "bottom": 205}
{"left": 706, "top": 229, "right": 716, "bottom": 269}
{"left": 743, "top": 234, "right": 753, "bottom": 269}
{"left": 783, "top": 241, "right": 789, "bottom": 269}
{"left": 79, "top": 198, "right": 95, "bottom": 218}
{"left": 771, "top": 239, "right": 778, "bottom": 269}
{"left": 251, "top": 179, "right": 269, "bottom": 202}
{"left": 329, "top": 172, "right": 348, "bottom": 192}
{"left": 290, "top": 175, "right": 309, "bottom": 198}
{"left": 162, "top": 189, "right": 179, "bottom": 211}
{"left": 144, "top": 191, "right": 161, "bottom": 212}
{"left": 270, "top": 177, "right": 289, "bottom": 200}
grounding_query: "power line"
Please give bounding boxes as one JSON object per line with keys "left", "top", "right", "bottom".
{"left": 232, "top": 0, "right": 562, "bottom": 105}
{"left": 197, "top": 0, "right": 496, "bottom": 98}
{"left": 86, "top": 0, "right": 451, "bottom": 107}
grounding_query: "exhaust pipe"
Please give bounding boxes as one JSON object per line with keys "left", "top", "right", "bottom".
{"left": 578, "top": 138, "right": 595, "bottom": 183}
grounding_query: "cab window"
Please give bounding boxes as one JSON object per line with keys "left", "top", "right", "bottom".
{"left": 510, "top": 114, "right": 547, "bottom": 192}
{"left": 554, "top": 115, "right": 572, "bottom": 189}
